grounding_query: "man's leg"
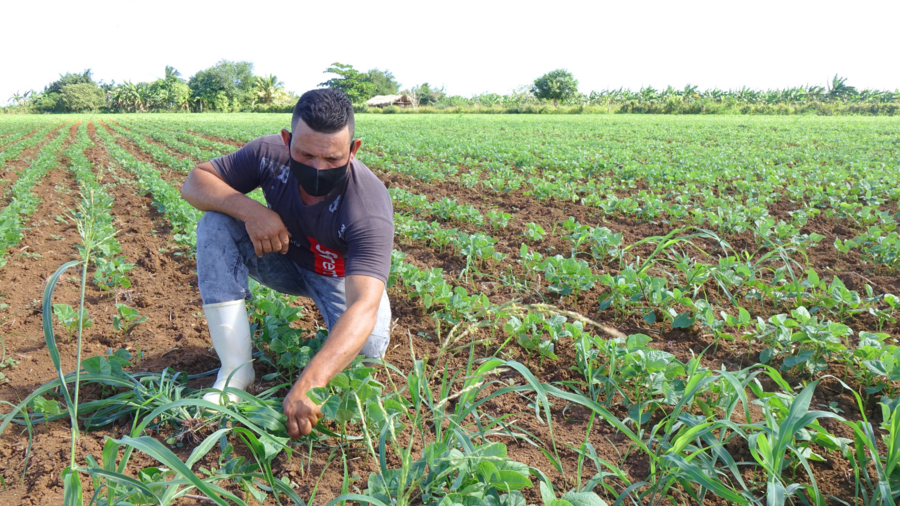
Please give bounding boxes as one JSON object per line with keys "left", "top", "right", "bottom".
{"left": 296, "top": 268, "right": 392, "bottom": 361}
{"left": 196, "top": 211, "right": 312, "bottom": 304}
{"left": 196, "top": 211, "right": 312, "bottom": 404}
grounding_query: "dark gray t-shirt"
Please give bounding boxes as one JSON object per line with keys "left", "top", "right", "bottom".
{"left": 211, "top": 134, "right": 394, "bottom": 284}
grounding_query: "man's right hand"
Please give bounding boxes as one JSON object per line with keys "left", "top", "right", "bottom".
{"left": 244, "top": 206, "right": 291, "bottom": 257}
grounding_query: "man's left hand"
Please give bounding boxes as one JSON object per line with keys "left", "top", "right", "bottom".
{"left": 283, "top": 381, "right": 323, "bottom": 438}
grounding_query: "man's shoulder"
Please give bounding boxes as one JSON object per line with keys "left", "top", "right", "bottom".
{"left": 244, "top": 134, "right": 288, "bottom": 160}
{"left": 349, "top": 159, "right": 389, "bottom": 197}
{"left": 343, "top": 159, "right": 393, "bottom": 217}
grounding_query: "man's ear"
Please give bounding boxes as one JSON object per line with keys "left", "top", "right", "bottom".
{"left": 280, "top": 129, "right": 291, "bottom": 151}
{"left": 350, "top": 138, "right": 362, "bottom": 158}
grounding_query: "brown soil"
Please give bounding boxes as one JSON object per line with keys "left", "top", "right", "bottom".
{"left": 0, "top": 121, "right": 892, "bottom": 506}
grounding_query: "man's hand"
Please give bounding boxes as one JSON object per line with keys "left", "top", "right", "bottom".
{"left": 283, "top": 381, "right": 323, "bottom": 438}
{"left": 244, "top": 206, "right": 291, "bottom": 257}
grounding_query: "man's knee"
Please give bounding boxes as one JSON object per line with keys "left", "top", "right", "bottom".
{"left": 198, "top": 211, "right": 242, "bottom": 235}
{"left": 197, "top": 212, "right": 246, "bottom": 249}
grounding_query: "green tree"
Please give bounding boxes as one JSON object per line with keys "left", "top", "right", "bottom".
{"left": 59, "top": 83, "right": 105, "bottom": 112}
{"left": 33, "top": 92, "right": 62, "bottom": 113}
{"left": 34, "top": 69, "right": 100, "bottom": 112}
{"left": 188, "top": 60, "right": 255, "bottom": 111}
{"left": 363, "top": 69, "right": 400, "bottom": 96}
{"left": 827, "top": 74, "right": 856, "bottom": 100}
{"left": 7, "top": 91, "right": 25, "bottom": 106}
{"left": 319, "top": 62, "right": 376, "bottom": 102}
{"left": 404, "top": 83, "right": 445, "bottom": 107}
{"left": 532, "top": 69, "right": 579, "bottom": 107}
{"left": 255, "top": 74, "right": 285, "bottom": 106}
{"left": 45, "top": 69, "right": 95, "bottom": 94}
{"left": 164, "top": 65, "right": 183, "bottom": 81}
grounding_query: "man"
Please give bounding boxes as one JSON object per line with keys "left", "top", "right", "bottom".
{"left": 180, "top": 89, "right": 394, "bottom": 438}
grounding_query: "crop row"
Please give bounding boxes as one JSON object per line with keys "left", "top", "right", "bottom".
{"left": 94, "top": 121, "right": 201, "bottom": 248}
{"left": 0, "top": 122, "right": 61, "bottom": 169}
{"left": 117, "top": 121, "right": 231, "bottom": 162}
{"left": 391, "top": 201, "right": 900, "bottom": 394}
{"left": 64, "top": 123, "right": 136, "bottom": 294}
{"left": 106, "top": 116, "right": 900, "bottom": 265}
{"left": 0, "top": 124, "right": 70, "bottom": 267}
{"left": 116, "top": 117, "right": 236, "bottom": 155}
{"left": 87, "top": 122, "right": 896, "bottom": 397}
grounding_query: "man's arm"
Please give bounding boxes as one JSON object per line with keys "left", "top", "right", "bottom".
{"left": 282, "top": 274, "right": 384, "bottom": 438}
{"left": 181, "top": 162, "right": 290, "bottom": 256}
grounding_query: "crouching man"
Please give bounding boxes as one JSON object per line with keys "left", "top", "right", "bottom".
{"left": 180, "top": 89, "right": 394, "bottom": 438}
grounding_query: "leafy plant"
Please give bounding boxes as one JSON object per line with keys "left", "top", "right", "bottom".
{"left": 112, "top": 304, "right": 148, "bottom": 337}
{"left": 53, "top": 304, "right": 93, "bottom": 342}
{"left": 523, "top": 222, "right": 546, "bottom": 242}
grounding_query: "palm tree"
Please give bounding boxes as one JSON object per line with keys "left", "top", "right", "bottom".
{"left": 136, "top": 82, "right": 154, "bottom": 112}
{"left": 164, "top": 65, "right": 182, "bottom": 81}
{"left": 806, "top": 85, "right": 825, "bottom": 102}
{"left": 177, "top": 91, "right": 192, "bottom": 111}
{"left": 7, "top": 91, "right": 25, "bottom": 106}
{"left": 827, "top": 75, "right": 856, "bottom": 100}
{"left": 682, "top": 84, "right": 699, "bottom": 102}
{"left": 255, "top": 74, "right": 285, "bottom": 106}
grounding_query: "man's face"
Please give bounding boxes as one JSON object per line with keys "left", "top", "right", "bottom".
{"left": 280, "top": 119, "right": 361, "bottom": 170}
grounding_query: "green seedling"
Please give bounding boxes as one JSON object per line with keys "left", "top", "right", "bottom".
{"left": 523, "top": 222, "right": 546, "bottom": 241}
{"left": 112, "top": 304, "right": 148, "bottom": 337}
{"left": 53, "top": 304, "right": 93, "bottom": 342}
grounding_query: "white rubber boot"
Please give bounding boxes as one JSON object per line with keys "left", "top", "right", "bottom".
{"left": 202, "top": 300, "right": 255, "bottom": 406}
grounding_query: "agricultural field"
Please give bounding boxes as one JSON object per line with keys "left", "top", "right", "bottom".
{"left": 0, "top": 113, "right": 898, "bottom": 505}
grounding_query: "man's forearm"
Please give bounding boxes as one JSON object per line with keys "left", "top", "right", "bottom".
{"left": 295, "top": 303, "right": 378, "bottom": 390}
{"left": 181, "top": 164, "right": 265, "bottom": 222}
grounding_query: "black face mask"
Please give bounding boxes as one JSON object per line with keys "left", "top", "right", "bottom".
{"left": 287, "top": 133, "right": 352, "bottom": 197}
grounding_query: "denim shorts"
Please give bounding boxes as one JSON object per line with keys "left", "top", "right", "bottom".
{"left": 195, "top": 211, "right": 391, "bottom": 359}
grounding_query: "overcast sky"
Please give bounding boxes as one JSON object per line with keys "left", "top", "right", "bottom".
{"left": 3, "top": 0, "right": 898, "bottom": 102}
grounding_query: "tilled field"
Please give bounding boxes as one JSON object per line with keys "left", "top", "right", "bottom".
{"left": 0, "top": 114, "right": 898, "bottom": 505}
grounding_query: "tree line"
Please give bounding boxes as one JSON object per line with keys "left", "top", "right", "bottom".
{"left": 4, "top": 61, "right": 898, "bottom": 114}
{"left": 4, "top": 61, "right": 295, "bottom": 114}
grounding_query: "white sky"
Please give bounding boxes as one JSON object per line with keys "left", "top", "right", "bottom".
{"left": 3, "top": 0, "right": 899, "bottom": 103}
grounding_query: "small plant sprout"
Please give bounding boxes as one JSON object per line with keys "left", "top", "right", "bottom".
{"left": 53, "top": 304, "right": 93, "bottom": 342}
{"left": 112, "top": 304, "right": 148, "bottom": 337}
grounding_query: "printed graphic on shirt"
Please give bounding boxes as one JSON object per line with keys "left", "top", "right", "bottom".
{"left": 308, "top": 237, "right": 345, "bottom": 277}
{"left": 260, "top": 157, "right": 290, "bottom": 184}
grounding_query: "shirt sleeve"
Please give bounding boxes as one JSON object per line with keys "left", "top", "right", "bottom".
{"left": 343, "top": 213, "right": 394, "bottom": 285}
{"left": 209, "top": 138, "right": 263, "bottom": 194}
{"left": 342, "top": 182, "right": 394, "bottom": 284}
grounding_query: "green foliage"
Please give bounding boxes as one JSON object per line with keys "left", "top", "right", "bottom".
{"left": 532, "top": 69, "right": 579, "bottom": 107}
{"left": 253, "top": 74, "right": 286, "bottom": 106}
{"left": 112, "top": 304, "right": 147, "bottom": 337}
{"left": 44, "top": 69, "right": 95, "bottom": 95}
{"left": 30, "top": 395, "right": 64, "bottom": 421}
{"left": 188, "top": 59, "right": 256, "bottom": 112}
{"left": 405, "top": 82, "right": 445, "bottom": 106}
{"left": 53, "top": 304, "right": 93, "bottom": 342}
{"left": 59, "top": 83, "right": 105, "bottom": 112}
{"left": 319, "top": 62, "right": 377, "bottom": 102}
{"left": 364, "top": 68, "right": 401, "bottom": 96}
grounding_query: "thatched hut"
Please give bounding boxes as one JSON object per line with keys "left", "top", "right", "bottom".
{"left": 365, "top": 94, "right": 414, "bottom": 108}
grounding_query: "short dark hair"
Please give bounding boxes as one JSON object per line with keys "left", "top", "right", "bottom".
{"left": 292, "top": 88, "right": 354, "bottom": 140}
